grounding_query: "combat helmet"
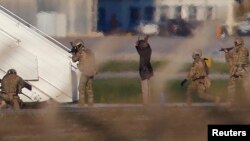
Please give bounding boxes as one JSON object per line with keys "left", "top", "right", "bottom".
{"left": 73, "top": 39, "right": 85, "bottom": 49}
{"left": 7, "top": 69, "right": 17, "bottom": 75}
{"left": 234, "top": 37, "right": 244, "bottom": 47}
{"left": 192, "top": 49, "right": 202, "bottom": 59}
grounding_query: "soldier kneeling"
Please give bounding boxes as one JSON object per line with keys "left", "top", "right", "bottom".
{"left": 0, "top": 69, "right": 25, "bottom": 110}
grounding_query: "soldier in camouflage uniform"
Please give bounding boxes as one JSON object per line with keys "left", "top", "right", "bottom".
{"left": 0, "top": 69, "right": 24, "bottom": 109}
{"left": 181, "top": 49, "right": 220, "bottom": 106}
{"left": 71, "top": 39, "right": 97, "bottom": 107}
{"left": 223, "top": 37, "right": 249, "bottom": 105}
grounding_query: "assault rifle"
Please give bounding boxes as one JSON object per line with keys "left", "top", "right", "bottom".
{"left": 68, "top": 42, "right": 79, "bottom": 54}
{"left": 0, "top": 79, "right": 32, "bottom": 91}
{"left": 181, "top": 58, "right": 209, "bottom": 86}
{"left": 181, "top": 76, "right": 206, "bottom": 87}
{"left": 219, "top": 47, "right": 234, "bottom": 52}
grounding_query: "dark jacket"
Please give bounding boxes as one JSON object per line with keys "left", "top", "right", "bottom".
{"left": 136, "top": 44, "right": 154, "bottom": 80}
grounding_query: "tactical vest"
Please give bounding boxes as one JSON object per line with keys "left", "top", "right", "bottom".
{"left": 188, "top": 59, "right": 208, "bottom": 80}
{"left": 78, "top": 49, "right": 97, "bottom": 76}
{"left": 231, "top": 46, "right": 249, "bottom": 65}
{"left": 1, "top": 74, "right": 24, "bottom": 94}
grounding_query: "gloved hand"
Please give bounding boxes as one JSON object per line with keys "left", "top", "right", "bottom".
{"left": 180, "top": 79, "right": 188, "bottom": 86}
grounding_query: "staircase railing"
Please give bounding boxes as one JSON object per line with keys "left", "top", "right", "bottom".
{"left": 0, "top": 5, "right": 70, "bottom": 52}
{"left": 0, "top": 27, "right": 21, "bottom": 45}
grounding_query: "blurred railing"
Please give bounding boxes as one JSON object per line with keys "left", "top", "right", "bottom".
{"left": 0, "top": 5, "right": 77, "bottom": 70}
{"left": 0, "top": 5, "right": 70, "bottom": 52}
{"left": 0, "top": 27, "right": 21, "bottom": 45}
{"left": 0, "top": 5, "right": 75, "bottom": 102}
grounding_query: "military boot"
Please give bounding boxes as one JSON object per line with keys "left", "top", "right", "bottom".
{"left": 87, "top": 96, "right": 94, "bottom": 107}
{"left": 215, "top": 96, "right": 220, "bottom": 106}
{"left": 186, "top": 98, "right": 192, "bottom": 107}
{"left": 78, "top": 94, "right": 85, "bottom": 107}
{"left": 86, "top": 82, "right": 94, "bottom": 107}
{"left": 0, "top": 100, "right": 7, "bottom": 109}
{"left": 13, "top": 97, "right": 21, "bottom": 110}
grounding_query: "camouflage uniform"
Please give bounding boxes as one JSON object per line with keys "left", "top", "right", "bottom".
{"left": 71, "top": 39, "right": 97, "bottom": 107}
{"left": 225, "top": 38, "right": 249, "bottom": 104}
{"left": 0, "top": 69, "right": 24, "bottom": 109}
{"left": 185, "top": 50, "right": 219, "bottom": 105}
{"left": 135, "top": 36, "right": 153, "bottom": 105}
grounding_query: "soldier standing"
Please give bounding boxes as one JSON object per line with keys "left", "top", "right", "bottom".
{"left": 222, "top": 37, "right": 249, "bottom": 105}
{"left": 181, "top": 49, "right": 220, "bottom": 106}
{"left": 0, "top": 69, "right": 24, "bottom": 109}
{"left": 135, "top": 35, "right": 154, "bottom": 105}
{"left": 71, "top": 39, "right": 97, "bottom": 107}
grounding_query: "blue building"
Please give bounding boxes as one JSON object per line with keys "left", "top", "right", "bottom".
{"left": 98, "top": 0, "right": 232, "bottom": 33}
{"left": 98, "top": 0, "right": 156, "bottom": 33}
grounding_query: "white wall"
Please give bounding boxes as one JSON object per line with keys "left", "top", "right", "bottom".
{"left": 37, "top": 12, "right": 67, "bottom": 37}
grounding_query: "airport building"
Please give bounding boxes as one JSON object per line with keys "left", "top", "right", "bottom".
{"left": 98, "top": 0, "right": 238, "bottom": 33}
